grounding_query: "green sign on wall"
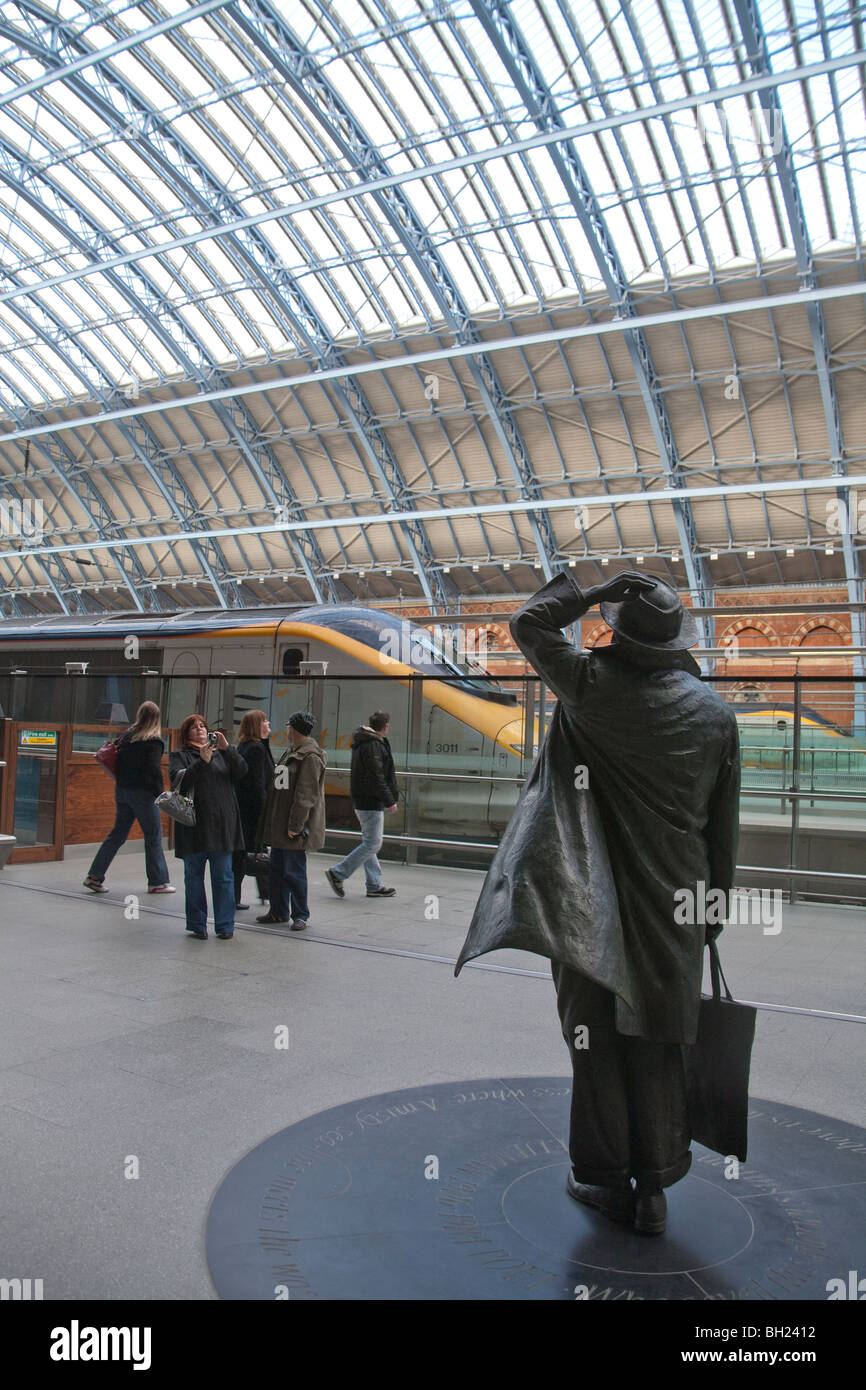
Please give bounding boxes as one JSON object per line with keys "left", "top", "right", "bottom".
{"left": 18, "top": 729, "right": 57, "bottom": 748}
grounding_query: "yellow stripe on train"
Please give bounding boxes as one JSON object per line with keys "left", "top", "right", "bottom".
{"left": 277, "top": 620, "right": 525, "bottom": 755}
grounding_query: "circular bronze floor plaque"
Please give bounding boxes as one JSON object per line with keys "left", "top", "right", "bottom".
{"left": 206, "top": 1078, "right": 865, "bottom": 1300}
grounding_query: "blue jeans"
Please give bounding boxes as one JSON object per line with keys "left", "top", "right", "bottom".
{"left": 88, "top": 786, "right": 170, "bottom": 887}
{"left": 269, "top": 849, "right": 309, "bottom": 922}
{"left": 182, "top": 851, "right": 235, "bottom": 935}
{"left": 331, "top": 808, "right": 384, "bottom": 891}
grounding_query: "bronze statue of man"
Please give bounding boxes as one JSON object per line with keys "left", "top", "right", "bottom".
{"left": 456, "top": 572, "right": 740, "bottom": 1235}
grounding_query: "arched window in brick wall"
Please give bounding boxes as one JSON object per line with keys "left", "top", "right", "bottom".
{"left": 791, "top": 618, "right": 849, "bottom": 648}
{"left": 718, "top": 619, "right": 780, "bottom": 651}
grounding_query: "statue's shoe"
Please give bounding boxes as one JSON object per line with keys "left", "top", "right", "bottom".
{"left": 566, "top": 1171, "right": 635, "bottom": 1224}
{"left": 634, "top": 1189, "right": 667, "bottom": 1235}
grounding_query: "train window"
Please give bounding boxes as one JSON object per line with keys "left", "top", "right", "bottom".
{"left": 281, "top": 647, "right": 305, "bottom": 677}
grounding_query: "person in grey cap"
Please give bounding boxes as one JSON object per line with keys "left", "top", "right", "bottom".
{"left": 456, "top": 571, "right": 740, "bottom": 1236}
{"left": 257, "top": 711, "right": 326, "bottom": 929}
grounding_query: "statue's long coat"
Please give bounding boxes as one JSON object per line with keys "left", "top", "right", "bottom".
{"left": 455, "top": 575, "right": 740, "bottom": 1045}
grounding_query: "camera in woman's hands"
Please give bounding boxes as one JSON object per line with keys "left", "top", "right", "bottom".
{"left": 207, "top": 731, "right": 219, "bottom": 746}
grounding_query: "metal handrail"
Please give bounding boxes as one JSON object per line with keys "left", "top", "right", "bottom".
{"left": 742, "top": 789, "right": 866, "bottom": 804}
{"left": 738, "top": 865, "right": 866, "bottom": 883}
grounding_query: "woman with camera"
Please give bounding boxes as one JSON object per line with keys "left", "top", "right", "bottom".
{"left": 169, "top": 714, "right": 247, "bottom": 939}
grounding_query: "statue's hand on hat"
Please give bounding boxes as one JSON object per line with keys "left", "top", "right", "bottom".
{"left": 587, "top": 570, "right": 656, "bottom": 604}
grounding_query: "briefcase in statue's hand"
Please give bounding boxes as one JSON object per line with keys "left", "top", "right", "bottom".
{"left": 683, "top": 938, "right": 756, "bottom": 1162}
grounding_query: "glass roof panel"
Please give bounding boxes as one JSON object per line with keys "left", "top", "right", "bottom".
{"left": 0, "top": 0, "right": 858, "bottom": 411}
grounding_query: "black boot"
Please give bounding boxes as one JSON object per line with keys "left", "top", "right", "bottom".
{"left": 566, "top": 1171, "right": 635, "bottom": 1224}
{"left": 634, "top": 1186, "right": 666, "bottom": 1235}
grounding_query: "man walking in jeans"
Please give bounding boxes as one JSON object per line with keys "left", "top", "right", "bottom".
{"left": 326, "top": 710, "right": 398, "bottom": 900}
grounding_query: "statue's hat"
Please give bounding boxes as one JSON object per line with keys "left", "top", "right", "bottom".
{"left": 600, "top": 578, "right": 699, "bottom": 653}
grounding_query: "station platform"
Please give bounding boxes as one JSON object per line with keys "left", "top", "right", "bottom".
{"left": 0, "top": 846, "right": 863, "bottom": 1301}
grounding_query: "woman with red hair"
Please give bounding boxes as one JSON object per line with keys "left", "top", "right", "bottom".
{"left": 169, "top": 714, "right": 247, "bottom": 939}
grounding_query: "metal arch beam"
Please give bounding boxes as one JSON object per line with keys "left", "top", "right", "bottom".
{"left": 0, "top": 398, "right": 151, "bottom": 615}
{"left": 0, "top": 20, "right": 328, "bottom": 608}
{"left": 0, "top": 48, "right": 863, "bottom": 311}
{"left": 11, "top": 473, "right": 866, "bottom": 561}
{"left": 0, "top": 459, "right": 77, "bottom": 616}
{"left": 468, "top": 0, "right": 711, "bottom": 638}
{"left": 0, "top": 204, "right": 228, "bottom": 609}
{"left": 99, "top": 13, "right": 480, "bottom": 610}
{"left": 4, "top": 282, "right": 866, "bottom": 450}
{"left": 6, "top": 1, "right": 432, "bottom": 606}
{"left": 733, "top": 0, "right": 865, "bottom": 726}
{"left": 228, "top": 0, "right": 556, "bottom": 582}
{"left": 614, "top": 1, "right": 757, "bottom": 589}
{"left": 0, "top": 155, "right": 236, "bottom": 608}
{"left": 0, "top": 0, "right": 233, "bottom": 109}
{"left": 0, "top": 513, "right": 47, "bottom": 616}
{"left": 130, "top": 32, "right": 474, "bottom": 611}
{"left": 0, "top": 294, "right": 164, "bottom": 614}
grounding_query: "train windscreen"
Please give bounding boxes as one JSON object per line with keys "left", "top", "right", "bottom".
{"left": 290, "top": 606, "right": 515, "bottom": 701}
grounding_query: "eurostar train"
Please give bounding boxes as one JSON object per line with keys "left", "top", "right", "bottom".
{"left": 734, "top": 702, "right": 866, "bottom": 791}
{"left": 2, "top": 606, "right": 863, "bottom": 829}
{"left": 0, "top": 605, "right": 528, "bottom": 840}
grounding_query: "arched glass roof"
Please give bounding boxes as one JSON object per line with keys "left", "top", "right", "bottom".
{"left": 0, "top": 0, "right": 863, "bottom": 623}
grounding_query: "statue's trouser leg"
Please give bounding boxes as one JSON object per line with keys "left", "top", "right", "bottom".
{"left": 552, "top": 963, "right": 691, "bottom": 1190}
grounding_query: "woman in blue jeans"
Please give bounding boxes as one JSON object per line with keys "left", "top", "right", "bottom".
{"left": 84, "top": 701, "right": 174, "bottom": 895}
{"left": 169, "top": 714, "right": 247, "bottom": 939}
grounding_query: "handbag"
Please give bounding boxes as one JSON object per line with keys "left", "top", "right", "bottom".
{"left": 244, "top": 850, "right": 271, "bottom": 876}
{"left": 95, "top": 735, "right": 123, "bottom": 778}
{"left": 155, "top": 769, "right": 196, "bottom": 826}
{"left": 683, "top": 937, "right": 757, "bottom": 1162}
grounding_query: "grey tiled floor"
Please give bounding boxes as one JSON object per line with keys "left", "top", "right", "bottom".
{"left": 0, "top": 843, "right": 863, "bottom": 1300}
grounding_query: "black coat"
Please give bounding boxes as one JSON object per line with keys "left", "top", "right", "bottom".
{"left": 115, "top": 735, "right": 165, "bottom": 797}
{"left": 456, "top": 574, "right": 741, "bottom": 1045}
{"left": 168, "top": 745, "right": 247, "bottom": 858}
{"left": 235, "top": 739, "right": 275, "bottom": 849}
{"left": 350, "top": 727, "right": 398, "bottom": 810}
